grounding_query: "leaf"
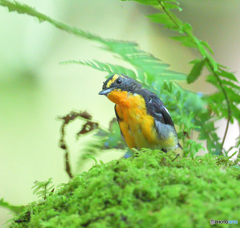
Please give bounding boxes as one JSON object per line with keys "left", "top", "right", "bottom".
{"left": 182, "top": 23, "right": 192, "bottom": 33}
{"left": 0, "top": 0, "right": 186, "bottom": 90}
{"left": 147, "top": 13, "right": 178, "bottom": 30}
{"left": 121, "top": 0, "right": 159, "bottom": 6}
{"left": 82, "top": 154, "right": 98, "bottom": 165}
{"left": 0, "top": 0, "right": 103, "bottom": 43}
{"left": 207, "top": 75, "right": 240, "bottom": 91}
{"left": 224, "top": 87, "right": 240, "bottom": 103}
{"left": 0, "top": 198, "right": 24, "bottom": 213}
{"left": 187, "top": 59, "right": 206, "bottom": 84}
{"left": 219, "top": 69, "right": 238, "bottom": 82}
{"left": 104, "top": 41, "right": 186, "bottom": 82}
{"left": 201, "top": 41, "right": 213, "bottom": 54}
{"left": 161, "top": 2, "right": 182, "bottom": 11}
{"left": 206, "top": 54, "right": 219, "bottom": 72}
{"left": 230, "top": 105, "right": 240, "bottom": 123}
{"left": 61, "top": 60, "right": 136, "bottom": 78}
{"left": 225, "top": 80, "right": 240, "bottom": 91}
{"left": 32, "top": 178, "right": 54, "bottom": 199}
{"left": 171, "top": 36, "right": 197, "bottom": 48}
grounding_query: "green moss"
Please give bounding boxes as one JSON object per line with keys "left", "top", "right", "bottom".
{"left": 11, "top": 151, "right": 240, "bottom": 227}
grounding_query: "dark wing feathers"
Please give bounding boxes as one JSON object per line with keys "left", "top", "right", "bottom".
{"left": 144, "top": 91, "right": 183, "bottom": 149}
{"left": 150, "top": 95, "right": 174, "bottom": 127}
{"left": 138, "top": 89, "right": 175, "bottom": 128}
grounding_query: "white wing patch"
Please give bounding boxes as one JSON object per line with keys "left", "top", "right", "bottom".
{"left": 163, "top": 106, "right": 171, "bottom": 116}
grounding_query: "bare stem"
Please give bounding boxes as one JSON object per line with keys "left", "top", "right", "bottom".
{"left": 59, "top": 121, "right": 73, "bottom": 179}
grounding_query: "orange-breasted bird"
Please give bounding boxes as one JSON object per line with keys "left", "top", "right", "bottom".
{"left": 99, "top": 74, "right": 181, "bottom": 152}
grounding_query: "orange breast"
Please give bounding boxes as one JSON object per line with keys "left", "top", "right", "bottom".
{"left": 108, "top": 90, "right": 159, "bottom": 149}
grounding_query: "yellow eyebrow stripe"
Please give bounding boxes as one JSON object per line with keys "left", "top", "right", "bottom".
{"left": 106, "top": 74, "right": 123, "bottom": 88}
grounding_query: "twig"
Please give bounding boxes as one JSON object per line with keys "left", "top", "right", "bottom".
{"left": 58, "top": 111, "right": 99, "bottom": 178}
{"left": 59, "top": 117, "right": 73, "bottom": 179}
{"left": 172, "top": 154, "right": 179, "bottom": 162}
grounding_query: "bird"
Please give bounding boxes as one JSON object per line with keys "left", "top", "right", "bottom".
{"left": 99, "top": 74, "right": 181, "bottom": 152}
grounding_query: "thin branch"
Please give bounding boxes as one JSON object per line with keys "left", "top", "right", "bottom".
{"left": 58, "top": 111, "right": 99, "bottom": 178}
{"left": 59, "top": 118, "right": 73, "bottom": 179}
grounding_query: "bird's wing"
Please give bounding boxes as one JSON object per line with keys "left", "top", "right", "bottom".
{"left": 144, "top": 91, "right": 175, "bottom": 128}
{"left": 146, "top": 92, "right": 183, "bottom": 149}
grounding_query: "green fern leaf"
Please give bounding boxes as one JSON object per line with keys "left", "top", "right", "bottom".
{"left": 200, "top": 41, "right": 214, "bottom": 54}
{"left": 121, "top": 0, "right": 181, "bottom": 11}
{"left": 121, "top": 0, "right": 159, "bottom": 6}
{"left": 104, "top": 41, "right": 186, "bottom": 84}
{"left": 219, "top": 69, "right": 238, "bottom": 82}
{"left": 0, "top": 199, "right": 24, "bottom": 213}
{"left": 61, "top": 60, "right": 136, "bottom": 78}
{"left": 187, "top": 59, "right": 206, "bottom": 84}
{"left": 147, "top": 13, "right": 178, "bottom": 30}
{"left": 171, "top": 36, "right": 197, "bottom": 49}
{"left": 0, "top": 0, "right": 103, "bottom": 42}
{"left": 1, "top": 0, "right": 185, "bottom": 89}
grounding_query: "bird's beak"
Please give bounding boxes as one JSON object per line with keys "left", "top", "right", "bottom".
{"left": 98, "top": 88, "right": 113, "bottom": 96}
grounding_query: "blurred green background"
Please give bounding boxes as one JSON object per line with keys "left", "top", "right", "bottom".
{"left": 0, "top": 0, "right": 239, "bottom": 226}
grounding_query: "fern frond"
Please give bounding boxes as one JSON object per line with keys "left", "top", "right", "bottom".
{"left": 124, "top": 0, "right": 240, "bottom": 154}
{"left": 103, "top": 41, "right": 186, "bottom": 85}
{"left": 0, "top": 0, "right": 103, "bottom": 42}
{"left": 60, "top": 60, "right": 136, "bottom": 78}
{"left": 0, "top": 0, "right": 185, "bottom": 89}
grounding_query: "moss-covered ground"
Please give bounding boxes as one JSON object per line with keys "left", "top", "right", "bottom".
{"left": 10, "top": 151, "right": 240, "bottom": 227}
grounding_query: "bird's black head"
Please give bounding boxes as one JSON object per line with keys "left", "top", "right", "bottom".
{"left": 99, "top": 74, "right": 142, "bottom": 96}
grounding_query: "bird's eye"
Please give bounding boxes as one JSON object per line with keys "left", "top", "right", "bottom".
{"left": 116, "top": 78, "right": 122, "bottom": 84}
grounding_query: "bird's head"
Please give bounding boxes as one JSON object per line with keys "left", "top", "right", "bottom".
{"left": 99, "top": 74, "right": 142, "bottom": 97}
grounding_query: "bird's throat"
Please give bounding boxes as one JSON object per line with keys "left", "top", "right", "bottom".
{"left": 107, "top": 90, "right": 145, "bottom": 109}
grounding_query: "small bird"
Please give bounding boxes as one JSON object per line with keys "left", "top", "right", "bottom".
{"left": 99, "top": 74, "right": 181, "bottom": 152}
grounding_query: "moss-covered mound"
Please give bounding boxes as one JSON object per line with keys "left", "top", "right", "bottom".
{"left": 11, "top": 151, "right": 240, "bottom": 227}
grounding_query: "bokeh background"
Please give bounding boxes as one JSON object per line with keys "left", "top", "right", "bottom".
{"left": 0, "top": 0, "right": 239, "bottom": 226}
